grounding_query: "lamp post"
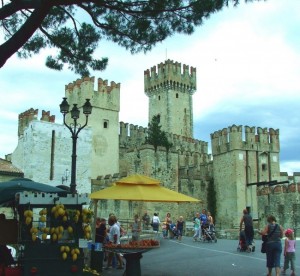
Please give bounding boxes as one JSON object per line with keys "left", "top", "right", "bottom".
{"left": 60, "top": 97, "right": 92, "bottom": 194}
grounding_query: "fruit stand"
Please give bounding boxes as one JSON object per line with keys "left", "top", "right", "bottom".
{"left": 15, "top": 191, "right": 91, "bottom": 276}
{"left": 104, "top": 239, "right": 160, "bottom": 276}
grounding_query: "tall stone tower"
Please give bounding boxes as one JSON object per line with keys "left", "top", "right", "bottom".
{"left": 65, "top": 77, "right": 120, "bottom": 179}
{"left": 211, "top": 125, "right": 280, "bottom": 228}
{"left": 144, "top": 60, "right": 196, "bottom": 138}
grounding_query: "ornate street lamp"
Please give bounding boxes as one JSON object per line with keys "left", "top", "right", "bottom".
{"left": 60, "top": 97, "right": 92, "bottom": 194}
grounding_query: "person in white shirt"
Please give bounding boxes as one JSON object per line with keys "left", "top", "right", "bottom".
{"left": 105, "top": 215, "right": 124, "bottom": 270}
{"left": 151, "top": 213, "right": 160, "bottom": 232}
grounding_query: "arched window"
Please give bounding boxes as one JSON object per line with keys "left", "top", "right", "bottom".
{"left": 103, "top": 120, "right": 108, "bottom": 128}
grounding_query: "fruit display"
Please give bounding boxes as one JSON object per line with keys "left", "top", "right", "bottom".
{"left": 22, "top": 204, "right": 94, "bottom": 243}
{"left": 105, "top": 239, "right": 159, "bottom": 249}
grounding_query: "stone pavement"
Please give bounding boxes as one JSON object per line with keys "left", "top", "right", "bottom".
{"left": 100, "top": 236, "right": 293, "bottom": 276}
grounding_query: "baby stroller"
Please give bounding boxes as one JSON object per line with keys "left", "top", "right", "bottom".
{"left": 201, "top": 223, "right": 217, "bottom": 243}
{"left": 237, "top": 230, "right": 247, "bottom": 252}
{"left": 169, "top": 223, "right": 179, "bottom": 239}
{"left": 237, "top": 230, "right": 255, "bottom": 252}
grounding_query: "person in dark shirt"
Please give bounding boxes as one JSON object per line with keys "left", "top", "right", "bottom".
{"left": 239, "top": 209, "right": 254, "bottom": 252}
{"left": 142, "top": 211, "right": 150, "bottom": 230}
{"left": 176, "top": 216, "right": 185, "bottom": 242}
{"left": 95, "top": 217, "right": 107, "bottom": 244}
{"left": 200, "top": 209, "right": 208, "bottom": 238}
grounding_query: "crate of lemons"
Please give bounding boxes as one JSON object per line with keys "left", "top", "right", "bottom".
{"left": 23, "top": 204, "right": 93, "bottom": 243}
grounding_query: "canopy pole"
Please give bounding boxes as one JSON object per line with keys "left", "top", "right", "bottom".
{"left": 92, "top": 199, "right": 98, "bottom": 243}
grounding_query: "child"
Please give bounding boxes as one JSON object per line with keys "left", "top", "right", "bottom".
{"left": 162, "top": 222, "right": 167, "bottom": 239}
{"left": 176, "top": 216, "right": 185, "bottom": 242}
{"left": 282, "top": 228, "right": 296, "bottom": 276}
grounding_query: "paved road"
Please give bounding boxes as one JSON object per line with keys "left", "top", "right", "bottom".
{"left": 101, "top": 237, "right": 296, "bottom": 276}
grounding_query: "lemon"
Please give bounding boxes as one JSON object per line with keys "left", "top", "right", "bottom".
{"left": 58, "top": 208, "right": 65, "bottom": 216}
{"left": 39, "top": 216, "right": 46, "bottom": 222}
{"left": 67, "top": 226, "right": 73, "bottom": 234}
{"left": 59, "top": 226, "right": 64, "bottom": 233}
{"left": 82, "top": 208, "right": 88, "bottom": 215}
{"left": 85, "top": 225, "right": 91, "bottom": 232}
{"left": 25, "top": 217, "right": 32, "bottom": 225}
{"left": 65, "top": 246, "right": 70, "bottom": 253}
{"left": 55, "top": 227, "right": 60, "bottom": 235}
{"left": 72, "top": 253, "right": 78, "bottom": 261}
{"left": 52, "top": 233, "right": 57, "bottom": 241}
{"left": 62, "top": 252, "right": 67, "bottom": 260}
{"left": 51, "top": 206, "right": 56, "bottom": 213}
{"left": 42, "top": 233, "right": 48, "bottom": 240}
{"left": 32, "top": 234, "right": 37, "bottom": 241}
{"left": 62, "top": 215, "right": 68, "bottom": 222}
{"left": 74, "top": 248, "right": 80, "bottom": 255}
{"left": 60, "top": 245, "right": 65, "bottom": 252}
{"left": 44, "top": 227, "right": 50, "bottom": 233}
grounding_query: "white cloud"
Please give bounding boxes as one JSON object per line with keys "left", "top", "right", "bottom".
{"left": 0, "top": 0, "right": 299, "bottom": 177}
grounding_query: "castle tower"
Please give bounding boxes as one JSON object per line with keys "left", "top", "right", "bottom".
{"left": 65, "top": 76, "right": 120, "bottom": 179}
{"left": 211, "top": 125, "right": 280, "bottom": 228}
{"left": 144, "top": 60, "right": 196, "bottom": 138}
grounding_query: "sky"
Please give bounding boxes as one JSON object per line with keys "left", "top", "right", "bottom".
{"left": 0, "top": 0, "right": 299, "bottom": 175}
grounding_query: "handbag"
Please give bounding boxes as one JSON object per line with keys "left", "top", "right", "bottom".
{"left": 261, "top": 224, "right": 278, "bottom": 253}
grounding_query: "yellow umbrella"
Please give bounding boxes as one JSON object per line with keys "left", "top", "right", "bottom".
{"left": 90, "top": 174, "right": 201, "bottom": 203}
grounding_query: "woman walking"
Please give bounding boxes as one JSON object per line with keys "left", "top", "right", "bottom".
{"left": 258, "top": 215, "right": 284, "bottom": 276}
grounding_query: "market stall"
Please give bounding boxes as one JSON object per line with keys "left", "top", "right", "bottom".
{"left": 0, "top": 178, "right": 92, "bottom": 276}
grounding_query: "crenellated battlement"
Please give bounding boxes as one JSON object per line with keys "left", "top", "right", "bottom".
{"left": 18, "top": 109, "right": 56, "bottom": 137}
{"left": 65, "top": 76, "right": 120, "bottom": 112}
{"left": 257, "top": 182, "right": 300, "bottom": 196}
{"left": 211, "top": 124, "right": 280, "bottom": 155}
{"left": 119, "top": 121, "right": 208, "bottom": 155}
{"left": 41, "top": 110, "right": 55, "bottom": 123}
{"left": 144, "top": 59, "right": 196, "bottom": 95}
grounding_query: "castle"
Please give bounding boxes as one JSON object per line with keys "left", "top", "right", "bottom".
{"left": 9, "top": 60, "right": 300, "bottom": 232}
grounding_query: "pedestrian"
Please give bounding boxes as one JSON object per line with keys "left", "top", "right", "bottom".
{"left": 193, "top": 212, "right": 200, "bottom": 241}
{"left": 142, "top": 211, "right": 150, "bottom": 230}
{"left": 131, "top": 214, "right": 141, "bottom": 241}
{"left": 207, "top": 211, "right": 215, "bottom": 231}
{"left": 239, "top": 209, "right": 254, "bottom": 252}
{"left": 176, "top": 216, "right": 185, "bottom": 242}
{"left": 105, "top": 215, "right": 124, "bottom": 270}
{"left": 200, "top": 209, "right": 207, "bottom": 239}
{"left": 258, "top": 215, "right": 284, "bottom": 276}
{"left": 282, "top": 228, "right": 296, "bottom": 276}
{"left": 151, "top": 213, "right": 160, "bottom": 232}
{"left": 95, "top": 217, "right": 107, "bottom": 244}
{"left": 164, "top": 213, "right": 172, "bottom": 238}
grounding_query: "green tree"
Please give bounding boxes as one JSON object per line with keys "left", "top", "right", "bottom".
{"left": 146, "top": 115, "right": 172, "bottom": 152}
{"left": 0, "top": 0, "right": 261, "bottom": 76}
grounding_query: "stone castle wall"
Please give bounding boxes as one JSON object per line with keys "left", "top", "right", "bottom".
{"left": 257, "top": 182, "right": 300, "bottom": 234}
{"left": 12, "top": 111, "right": 92, "bottom": 194}
{"left": 211, "top": 125, "right": 281, "bottom": 229}
{"left": 64, "top": 76, "right": 121, "bottom": 178}
{"left": 144, "top": 60, "right": 196, "bottom": 137}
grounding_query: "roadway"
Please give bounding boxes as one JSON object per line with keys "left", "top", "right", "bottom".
{"left": 101, "top": 236, "right": 291, "bottom": 276}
